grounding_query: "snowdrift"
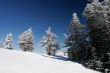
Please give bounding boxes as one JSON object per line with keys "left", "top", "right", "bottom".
{"left": 0, "top": 48, "right": 100, "bottom": 73}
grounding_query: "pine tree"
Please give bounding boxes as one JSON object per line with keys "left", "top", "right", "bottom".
{"left": 18, "top": 27, "right": 34, "bottom": 52}
{"left": 4, "top": 33, "right": 13, "bottom": 49}
{"left": 65, "top": 13, "right": 86, "bottom": 62}
{"left": 40, "top": 27, "right": 60, "bottom": 55}
{"left": 102, "top": 0, "right": 110, "bottom": 71}
{"left": 0, "top": 42, "right": 4, "bottom": 48}
{"left": 83, "top": 0, "right": 110, "bottom": 72}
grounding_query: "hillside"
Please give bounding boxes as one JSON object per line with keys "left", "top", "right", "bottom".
{"left": 0, "top": 48, "right": 100, "bottom": 73}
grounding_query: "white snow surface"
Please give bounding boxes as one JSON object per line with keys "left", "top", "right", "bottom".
{"left": 0, "top": 48, "right": 100, "bottom": 73}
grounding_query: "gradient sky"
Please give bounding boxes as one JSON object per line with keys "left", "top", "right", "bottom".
{"left": 0, "top": 0, "right": 87, "bottom": 54}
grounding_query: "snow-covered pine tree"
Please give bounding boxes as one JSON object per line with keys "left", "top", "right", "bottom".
{"left": 40, "top": 27, "right": 60, "bottom": 56}
{"left": 0, "top": 42, "right": 4, "bottom": 48}
{"left": 83, "top": 0, "right": 110, "bottom": 72}
{"left": 101, "top": 0, "right": 110, "bottom": 71}
{"left": 65, "top": 13, "right": 86, "bottom": 62}
{"left": 18, "top": 27, "right": 34, "bottom": 52}
{"left": 4, "top": 33, "right": 13, "bottom": 49}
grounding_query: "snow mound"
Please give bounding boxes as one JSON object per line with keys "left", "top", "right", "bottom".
{"left": 0, "top": 48, "right": 100, "bottom": 73}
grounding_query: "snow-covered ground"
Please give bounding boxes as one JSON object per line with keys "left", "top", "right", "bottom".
{"left": 0, "top": 48, "right": 100, "bottom": 73}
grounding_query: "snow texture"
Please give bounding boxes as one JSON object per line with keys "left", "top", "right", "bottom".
{"left": 0, "top": 48, "right": 100, "bottom": 73}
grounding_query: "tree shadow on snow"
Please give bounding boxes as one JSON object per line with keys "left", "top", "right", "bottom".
{"left": 51, "top": 55, "right": 69, "bottom": 61}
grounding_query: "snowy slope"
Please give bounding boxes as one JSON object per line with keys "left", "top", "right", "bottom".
{"left": 0, "top": 48, "right": 100, "bottom": 73}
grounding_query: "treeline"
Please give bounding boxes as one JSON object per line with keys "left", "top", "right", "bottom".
{"left": 0, "top": 27, "right": 60, "bottom": 56}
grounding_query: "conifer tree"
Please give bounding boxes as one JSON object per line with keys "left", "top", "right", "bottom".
{"left": 83, "top": 0, "right": 110, "bottom": 72}
{"left": 18, "top": 27, "right": 34, "bottom": 52}
{"left": 4, "top": 33, "right": 13, "bottom": 49}
{"left": 40, "top": 27, "right": 60, "bottom": 55}
{"left": 65, "top": 13, "right": 86, "bottom": 62}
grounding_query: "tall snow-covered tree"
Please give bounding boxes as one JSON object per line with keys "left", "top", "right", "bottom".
{"left": 18, "top": 27, "right": 34, "bottom": 52}
{"left": 65, "top": 13, "right": 86, "bottom": 62}
{"left": 40, "top": 27, "right": 60, "bottom": 55}
{"left": 4, "top": 33, "right": 13, "bottom": 49}
{"left": 83, "top": 0, "right": 110, "bottom": 72}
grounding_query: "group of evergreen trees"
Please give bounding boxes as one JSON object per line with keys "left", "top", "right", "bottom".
{"left": 0, "top": 0, "right": 110, "bottom": 72}
{"left": 0, "top": 27, "right": 60, "bottom": 56}
{"left": 0, "top": 28, "right": 34, "bottom": 51}
{"left": 64, "top": 0, "right": 110, "bottom": 72}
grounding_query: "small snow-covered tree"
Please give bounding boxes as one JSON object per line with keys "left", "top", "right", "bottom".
{"left": 40, "top": 27, "right": 60, "bottom": 55}
{"left": 0, "top": 42, "right": 4, "bottom": 48}
{"left": 65, "top": 13, "right": 86, "bottom": 62}
{"left": 4, "top": 33, "right": 13, "bottom": 49}
{"left": 18, "top": 27, "right": 34, "bottom": 52}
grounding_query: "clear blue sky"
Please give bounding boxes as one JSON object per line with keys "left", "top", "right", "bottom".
{"left": 0, "top": 0, "right": 87, "bottom": 54}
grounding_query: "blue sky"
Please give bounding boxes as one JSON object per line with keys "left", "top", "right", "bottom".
{"left": 0, "top": 0, "right": 87, "bottom": 54}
